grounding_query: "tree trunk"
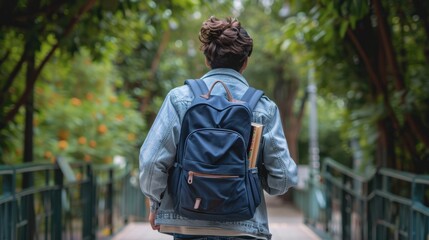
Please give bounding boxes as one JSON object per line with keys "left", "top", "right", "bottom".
{"left": 346, "top": 13, "right": 423, "bottom": 171}
{"left": 285, "top": 118, "right": 300, "bottom": 162}
{"left": 140, "top": 27, "right": 171, "bottom": 124}
{"left": 272, "top": 65, "right": 302, "bottom": 163}
{"left": 22, "top": 43, "right": 35, "bottom": 239}
{"left": 0, "top": 0, "right": 97, "bottom": 131}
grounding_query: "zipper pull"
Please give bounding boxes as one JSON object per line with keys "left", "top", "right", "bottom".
{"left": 194, "top": 198, "right": 201, "bottom": 209}
{"left": 188, "top": 171, "right": 194, "bottom": 184}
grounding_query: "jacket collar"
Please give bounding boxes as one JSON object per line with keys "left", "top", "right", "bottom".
{"left": 200, "top": 68, "right": 249, "bottom": 87}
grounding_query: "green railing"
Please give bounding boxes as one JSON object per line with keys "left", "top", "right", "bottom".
{"left": 313, "top": 158, "right": 429, "bottom": 240}
{"left": 0, "top": 159, "right": 147, "bottom": 240}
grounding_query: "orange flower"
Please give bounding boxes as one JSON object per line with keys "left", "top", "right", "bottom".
{"left": 123, "top": 100, "right": 131, "bottom": 108}
{"left": 89, "top": 140, "right": 97, "bottom": 148}
{"left": 97, "top": 124, "right": 107, "bottom": 134}
{"left": 58, "top": 130, "right": 69, "bottom": 140}
{"left": 86, "top": 93, "right": 94, "bottom": 101}
{"left": 75, "top": 173, "right": 82, "bottom": 181}
{"left": 58, "top": 140, "right": 68, "bottom": 150}
{"left": 84, "top": 154, "right": 91, "bottom": 162}
{"left": 71, "top": 98, "right": 81, "bottom": 106}
{"left": 44, "top": 151, "right": 53, "bottom": 159}
{"left": 109, "top": 96, "right": 117, "bottom": 103}
{"left": 115, "top": 115, "right": 124, "bottom": 121}
{"left": 127, "top": 133, "right": 136, "bottom": 141}
{"left": 78, "top": 136, "right": 87, "bottom": 145}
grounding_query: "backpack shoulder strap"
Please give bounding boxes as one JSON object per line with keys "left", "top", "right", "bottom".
{"left": 185, "top": 79, "right": 209, "bottom": 97}
{"left": 241, "top": 87, "right": 264, "bottom": 110}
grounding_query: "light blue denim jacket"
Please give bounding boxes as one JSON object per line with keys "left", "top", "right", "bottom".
{"left": 139, "top": 68, "right": 298, "bottom": 239}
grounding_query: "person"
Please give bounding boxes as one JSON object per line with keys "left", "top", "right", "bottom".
{"left": 139, "top": 16, "right": 298, "bottom": 240}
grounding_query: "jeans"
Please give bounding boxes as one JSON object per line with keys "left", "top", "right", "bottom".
{"left": 174, "top": 238, "right": 255, "bottom": 240}
{"left": 173, "top": 235, "right": 256, "bottom": 240}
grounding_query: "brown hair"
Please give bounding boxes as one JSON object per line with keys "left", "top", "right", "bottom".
{"left": 199, "top": 16, "right": 253, "bottom": 72}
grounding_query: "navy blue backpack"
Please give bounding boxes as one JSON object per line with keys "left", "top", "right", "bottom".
{"left": 168, "top": 79, "right": 264, "bottom": 221}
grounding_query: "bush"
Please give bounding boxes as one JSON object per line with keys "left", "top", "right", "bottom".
{"left": 3, "top": 50, "right": 145, "bottom": 165}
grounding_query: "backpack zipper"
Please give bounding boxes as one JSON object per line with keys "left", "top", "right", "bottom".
{"left": 187, "top": 171, "right": 239, "bottom": 184}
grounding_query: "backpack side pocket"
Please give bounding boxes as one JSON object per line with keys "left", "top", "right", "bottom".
{"left": 247, "top": 168, "right": 262, "bottom": 214}
{"left": 168, "top": 162, "right": 183, "bottom": 212}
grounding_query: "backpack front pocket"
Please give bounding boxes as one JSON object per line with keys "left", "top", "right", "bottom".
{"left": 183, "top": 129, "right": 247, "bottom": 168}
{"left": 179, "top": 170, "right": 248, "bottom": 217}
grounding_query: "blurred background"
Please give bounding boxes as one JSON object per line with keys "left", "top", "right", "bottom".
{"left": 2, "top": 0, "right": 429, "bottom": 172}
{"left": 1, "top": 0, "right": 428, "bottom": 239}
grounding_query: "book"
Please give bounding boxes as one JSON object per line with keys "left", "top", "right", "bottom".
{"left": 248, "top": 122, "right": 264, "bottom": 168}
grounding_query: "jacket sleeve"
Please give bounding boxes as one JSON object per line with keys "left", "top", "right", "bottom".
{"left": 139, "top": 91, "right": 180, "bottom": 212}
{"left": 260, "top": 104, "right": 298, "bottom": 195}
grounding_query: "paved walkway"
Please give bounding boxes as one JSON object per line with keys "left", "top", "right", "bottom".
{"left": 112, "top": 195, "right": 320, "bottom": 240}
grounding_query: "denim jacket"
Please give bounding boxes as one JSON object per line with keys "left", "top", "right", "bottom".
{"left": 139, "top": 68, "right": 298, "bottom": 239}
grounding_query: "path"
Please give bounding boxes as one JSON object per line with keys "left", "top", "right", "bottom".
{"left": 112, "top": 194, "right": 320, "bottom": 240}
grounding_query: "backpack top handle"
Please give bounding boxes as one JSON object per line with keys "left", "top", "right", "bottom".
{"left": 185, "top": 79, "right": 264, "bottom": 108}
{"left": 201, "top": 80, "right": 237, "bottom": 102}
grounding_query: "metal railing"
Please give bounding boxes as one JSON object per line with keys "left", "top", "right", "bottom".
{"left": 311, "top": 158, "right": 429, "bottom": 240}
{"left": 0, "top": 159, "right": 147, "bottom": 240}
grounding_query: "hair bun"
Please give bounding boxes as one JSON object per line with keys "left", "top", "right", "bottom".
{"left": 199, "top": 16, "right": 253, "bottom": 71}
{"left": 200, "top": 17, "right": 241, "bottom": 44}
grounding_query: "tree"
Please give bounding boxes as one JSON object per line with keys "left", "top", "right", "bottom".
{"left": 0, "top": 0, "right": 200, "bottom": 163}
{"left": 1, "top": 1, "right": 92, "bottom": 165}
{"left": 112, "top": 0, "right": 201, "bottom": 123}
{"left": 29, "top": 50, "right": 143, "bottom": 165}
{"left": 0, "top": 0, "right": 97, "bottom": 131}
{"left": 282, "top": 0, "right": 429, "bottom": 172}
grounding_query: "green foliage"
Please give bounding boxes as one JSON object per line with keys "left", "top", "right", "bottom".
{"left": 282, "top": 0, "right": 429, "bottom": 171}
{"left": 236, "top": 1, "right": 353, "bottom": 166}
{"left": 2, "top": 50, "right": 144, "bottom": 164}
{"left": 297, "top": 94, "right": 353, "bottom": 166}
{"left": 9, "top": 0, "right": 423, "bottom": 174}
{"left": 0, "top": 0, "right": 200, "bottom": 164}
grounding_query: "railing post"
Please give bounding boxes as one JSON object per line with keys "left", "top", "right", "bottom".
{"left": 340, "top": 174, "right": 348, "bottom": 240}
{"left": 375, "top": 171, "right": 385, "bottom": 240}
{"left": 411, "top": 176, "right": 424, "bottom": 240}
{"left": 323, "top": 165, "right": 331, "bottom": 233}
{"left": 21, "top": 172, "right": 35, "bottom": 240}
{"left": 2, "top": 168, "right": 17, "bottom": 240}
{"left": 122, "top": 169, "right": 130, "bottom": 225}
{"left": 52, "top": 164, "right": 63, "bottom": 240}
{"left": 82, "top": 164, "right": 96, "bottom": 240}
{"left": 107, "top": 168, "right": 114, "bottom": 235}
{"left": 364, "top": 179, "right": 373, "bottom": 240}
{"left": 371, "top": 172, "right": 378, "bottom": 240}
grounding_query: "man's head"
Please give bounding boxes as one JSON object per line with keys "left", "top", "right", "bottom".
{"left": 199, "top": 16, "right": 253, "bottom": 73}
